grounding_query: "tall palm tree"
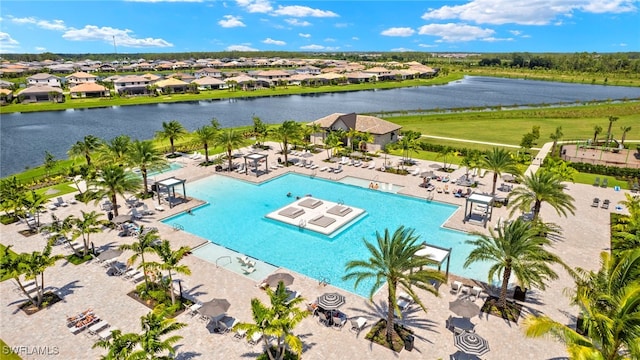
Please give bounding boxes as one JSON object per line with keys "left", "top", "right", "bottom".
{"left": 72, "top": 210, "right": 105, "bottom": 257}
{"left": 193, "top": 125, "right": 217, "bottom": 164}
{"left": 22, "top": 190, "right": 46, "bottom": 228}
{"left": 147, "top": 240, "right": 191, "bottom": 306}
{"left": 271, "top": 121, "right": 301, "bottom": 166}
{"left": 92, "top": 328, "right": 139, "bottom": 360}
{"left": 620, "top": 125, "right": 632, "bottom": 146}
{"left": 213, "top": 129, "right": 245, "bottom": 172}
{"left": 234, "top": 282, "right": 308, "bottom": 360}
{"left": 12, "top": 242, "right": 64, "bottom": 308}
{"left": 549, "top": 126, "right": 563, "bottom": 157}
{"left": 437, "top": 147, "right": 456, "bottom": 171}
{"left": 302, "top": 122, "right": 321, "bottom": 151}
{"left": 68, "top": 135, "right": 102, "bottom": 166}
{"left": 44, "top": 214, "right": 76, "bottom": 250}
{"left": 464, "top": 219, "right": 563, "bottom": 309}
{"left": 357, "top": 131, "right": 374, "bottom": 152}
{"left": 523, "top": 249, "right": 640, "bottom": 360}
{"left": 346, "top": 128, "right": 361, "bottom": 154}
{"left": 592, "top": 125, "right": 603, "bottom": 145}
{"left": 461, "top": 151, "right": 481, "bottom": 179}
{"left": 127, "top": 140, "right": 166, "bottom": 194}
{"left": 507, "top": 170, "right": 576, "bottom": 222}
{"left": 130, "top": 305, "right": 186, "bottom": 360}
{"left": 0, "top": 245, "right": 34, "bottom": 303}
{"left": 97, "top": 135, "right": 132, "bottom": 166}
{"left": 605, "top": 116, "right": 619, "bottom": 148}
{"left": 344, "top": 226, "right": 445, "bottom": 346}
{"left": 398, "top": 136, "right": 419, "bottom": 168}
{"left": 323, "top": 131, "right": 343, "bottom": 160}
{"left": 480, "top": 148, "right": 521, "bottom": 195}
{"left": 119, "top": 228, "right": 160, "bottom": 288}
{"left": 90, "top": 165, "right": 141, "bottom": 216}
{"left": 155, "top": 120, "right": 186, "bottom": 155}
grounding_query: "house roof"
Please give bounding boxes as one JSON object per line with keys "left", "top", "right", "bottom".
{"left": 142, "top": 73, "right": 161, "bottom": 81}
{"left": 114, "top": 75, "right": 150, "bottom": 83}
{"left": 18, "top": 85, "right": 63, "bottom": 95}
{"left": 66, "top": 71, "right": 97, "bottom": 79}
{"left": 0, "top": 88, "right": 12, "bottom": 95}
{"left": 28, "top": 73, "right": 60, "bottom": 80}
{"left": 315, "top": 72, "right": 344, "bottom": 80}
{"left": 345, "top": 72, "right": 374, "bottom": 80}
{"left": 155, "top": 77, "right": 188, "bottom": 87}
{"left": 254, "top": 70, "right": 290, "bottom": 77}
{"left": 191, "top": 77, "right": 225, "bottom": 86}
{"left": 225, "top": 75, "right": 257, "bottom": 84}
{"left": 70, "top": 83, "right": 107, "bottom": 92}
{"left": 363, "top": 67, "right": 390, "bottom": 73}
{"left": 308, "top": 113, "right": 401, "bottom": 135}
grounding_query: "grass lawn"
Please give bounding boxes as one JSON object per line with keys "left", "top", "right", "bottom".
{"left": 0, "top": 339, "right": 23, "bottom": 360}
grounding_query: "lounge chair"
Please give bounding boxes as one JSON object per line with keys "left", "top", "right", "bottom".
{"left": 593, "top": 177, "right": 600, "bottom": 186}
{"left": 318, "top": 312, "right": 330, "bottom": 326}
{"left": 298, "top": 198, "right": 323, "bottom": 209}
{"left": 47, "top": 202, "right": 58, "bottom": 211}
{"left": 469, "top": 286, "right": 483, "bottom": 301}
{"left": 411, "top": 167, "right": 421, "bottom": 176}
{"left": 269, "top": 162, "right": 279, "bottom": 170}
{"left": 367, "top": 161, "right": 375, "bottom": 170}
{"left": 141, "top": 204, "right": 154, "bottom": 215}
{"left": 601, "top": 199, "right": 610, "bottom": 209}
{"left": 601, "top": 178, "right": 608, "bottom": 188}
{"left": 88, "top": 320, "right": 110, "bottom": 336}
{"left": 339, "top": 157, "right": 349, "bottom": 165}
{"left": 131, "top": 208, "right": 143, "bottom": 220}
{"left": 130, "top": 271, "right": 145, "bottom": 283}
{"left": 55, "top": 197, "right": 69, "bottom": 207}
{"left": 319, "top": 166, "right": 328, "bottom": 172}
{"left": 278, "top": 207, "right": 305, "bottom": 219}
{"left": 248, "top": 332, "right": 263, "bottom": 346}
{"left": 326, "top": 205, "right": 352, "bottom": 217}
{"left": 450, "top": 281, "right": 463, "bottom": 294}
{"left": 97, "top": 327, "right": 117, "bottom": 341}
{"left": 349, "top": 317, "right": 367, "bottom": 335}
{"left": 235, "top": 163, "right": 246, "bottom": 173}
{"left": 397, "top": 292, "right": 413, "bottom": 311}
{"left": 332, "top": 315, "right": 347, "bottom": 330}
{"left": 591, "top": 198, "right": 600, "bottom": 207}
{"left": 333, "top": 165, "right": 343, "bottom": 173}
{"left": 308, "top": 215, "right": 336, "bottom": 228}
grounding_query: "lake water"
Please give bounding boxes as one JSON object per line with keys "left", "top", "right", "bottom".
{"left": 2, "top": 76, "right": 640, "bottom": 177}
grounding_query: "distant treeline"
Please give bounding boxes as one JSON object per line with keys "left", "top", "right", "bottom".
{"left": 2, "top": 51, "right": 639, "bottom": 73}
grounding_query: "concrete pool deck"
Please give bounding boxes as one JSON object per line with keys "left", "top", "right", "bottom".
{"left": 0, "top": 141, "right": 631, "bottom": 359}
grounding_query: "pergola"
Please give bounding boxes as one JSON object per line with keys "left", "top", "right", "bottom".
{"left": 463, "top": 193, "right": 494, "bottom": 228}
{"left": 414, "top": 243, "right": 452, "bottom": 281}
{"left": 154, "top": 176, "right": 186, "bottom": 208}
{"left": 243, "top": 153, "right": 269, "bottom": 177}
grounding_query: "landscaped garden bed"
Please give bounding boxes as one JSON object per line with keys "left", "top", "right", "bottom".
{"left": 480, "top": 296, "right": 522, "bottom": 323}
{"left": 19, "top": 292, "right": 63, "bottom": 315}
{"left": 364, "top": 319, "right": 414, "bottom": 352}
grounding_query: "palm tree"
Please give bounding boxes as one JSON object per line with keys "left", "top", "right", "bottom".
{"left": 549, "top": 126, "right": 563, "bottom": 156}
{"left": 127, "top": 140, "right": 166, "bottom": 194}
{"left": 358, "top": 131, "right": 374, "bottom": 153}
{"left": 464, "top": 219, "right": 563, "bottom": 309}
{"left": 92, "top": 328, "right": 139, "bottom": 360}
{"left": 43, "top": 214, "right": 76, "bottom": 250}
{"left": 543, "top": 158, "right": 578, "bottom": 183}
{"left": 68, "top": 135, "right": 102, "bottom": 166}
{"left": 13, "top": 242, "right": 64, "bottom": 308}
{"left": 130, "top": 305, "right": 186, "bottom": 359}
{"left": 155, "top": 120, "right": 186, "bottom": 155}
{"left": 323, "top": 131, "right": 343, "bottom": 160}
{"left": 213, "top": 129, "right": 245, "bottom": 172}
{"left": 507, "top": 170, "right": 576, "bottom": 222}
{"left": 233, "top": 282, "right": 308, "bottom": 360}
{"left": 461, "top": 151, "right": 481, "bottom": 179}
{"left": 523, "top": 249, "right": 640, "bottom": 360}
{"left": 620, "top": 125, "right": 632, "bottom": 146}
{"left": 346, "top": 128, "right": 361, "bottom": 154}
{"left": 193, "top": 125, "right": 217, "bottom": 164}
{"left": 119, "top": 228, "right": 160, "bottom": 288}
{"left": 90, "top": 165, "right": 141, "bottom": 216}
{"left": 22, "top": 190, "right": 46, "bottom": 228}
{"left": 252, "top": 116, "right": 269, "bottom": 147}
{"left": 302, "top": 122, "right": 321, "bottom": 151}
{"left": 0, "top": 245, "right": 34, "bottom": 303}
{"left": 480, "top": 148, "right": 521, "bottom": 195}
{"left": 592, "top": 125, "right": 603, "bottom": 145}
{"left": 437, "top": 147, "right": 456, "bottom": 171}
{"left": 605, "top": 116, "right": 619, "bottom": 148}
{"left": 97, "top": 135, "right": 132, "bottom": 166}
{"left": 147, "top": 240, "right": 191, "bottom": 306}
{"left": 343, "top": 226, "right": 445, "bottom": 346}
{"left": 398, "top": 136, "right": 419, "bottom": 169}
{"left": 271, "top": 121, "right": 301, "bottom": 166}
{"left": 72, "top": 210, "right": 105, "bottom": 257}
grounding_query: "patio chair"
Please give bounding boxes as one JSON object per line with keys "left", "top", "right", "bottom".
{"left": 591, "top": 198, "right": 600, "bottom": 207}
{"left": 349, "top": 317, "right": 367, "bottom": 335}
{"left": 469, "top": 286, "right": 483, "bottom": 301}
{"left": 318, "top": 312, "right": 330, "bottom": 326}
{"left": 55, "top": 197, "right": 69, "bottom": 207}
{"left": 367, "top": 161, "right": 376, "bottom": 170}
{"left": 450, "top": 281, "right": 463, "bottom": 294}
{"left": 601, "top": 199, "right": 610, "bottom": 209}
{"left": 601, "top": 178, "right": 608, "bottom": 188}
{"left": 332, "top": 315, "right": 347, "bottom": 330}
{"left": 141, "top": 204, "right": 154, "bottom": 215}
{"left": 131, "top": 208, "right": 143, "bottom": 220}
{"left": 248, "top": 332, "right": 263, "bottom": 346}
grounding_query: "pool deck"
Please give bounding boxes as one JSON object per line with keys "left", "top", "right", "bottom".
{"left": 0, "top": 141, "right": 631, "bottom": 360}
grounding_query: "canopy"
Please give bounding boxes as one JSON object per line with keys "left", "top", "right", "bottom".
{"left": 317, "top": 292, "right": 346, "bottom": 310}
{"left": 449, "top": 299, "right": 480, "bottom": 318}
{"left": 96, "top": 249, "right": 123, "bottom": 262}
{"left": 199, "top": 298, "right": 231, "bottom": 319}
{"left": 454, "top": 332, "right": 490, "bottom": 356}
{"left": 264, "top": 273, "right": 294, "bottom": 287}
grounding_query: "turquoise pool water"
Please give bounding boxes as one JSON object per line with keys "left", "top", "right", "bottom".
{"left": 142, "top": 162, "right": 183, "bottom": 178}
{"left": 162, "top": 173, "right": 489, "bottom": 297}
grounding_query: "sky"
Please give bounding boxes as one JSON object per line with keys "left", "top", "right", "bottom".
{"left": 0, "top": 0, "right": 638, "bottom": 54}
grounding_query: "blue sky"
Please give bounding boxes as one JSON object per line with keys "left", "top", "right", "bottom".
{"left": 1, "top": 0, "right": 638, "bottom": 54}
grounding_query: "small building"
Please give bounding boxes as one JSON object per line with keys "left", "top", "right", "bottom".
{"left": 307, "top": 113, "right": 402, "bottom": 152}
{"left": 191, "top": 76, "right": 226, "bottom": 90}
{"left": 69, "top": 83, "right": 110, "bottom": 98}
{"left": 154, "top": 77, "right": 189, "bottom": 93}
{"left": 17, "top": 85, "right": 64, "bottom": 103}
{"left": 194, "top": 68, "right": 222, "bottom": 79}
{"left": 66, "top": 71, "right": 98, "bottom": 86}
{"left": 0, "top": 88, "right": 14, "bottom": 105}
{"left": 253, "top": 70, "right": 291, "bottom": 82}
{"left": 27, "top": 73, "right": 62, "bottom": 87}
{"left": 113, "top": 75, "right": 151, "bottom": 95}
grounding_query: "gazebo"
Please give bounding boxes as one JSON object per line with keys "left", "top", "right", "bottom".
{"left": 463, "top": 193, "right": 494, "bottom": 228}
{"left": 414, "top": 243, "right": 452, "bottom": 281}
{"left": 154, "top": 176, "right": 187, "bottom": 208}
{"left": 243, "top": 153, "right": 269, "bottom": 177}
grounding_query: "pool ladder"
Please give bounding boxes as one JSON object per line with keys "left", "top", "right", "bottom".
{"left": 318, "top": 276, "right": 330, "bottom": 287}
{"left": 216, "top": 256, "right": 231, "bottom": 268}
{"left": 298, "top": 219, "right": 307, "bottom": 228}
{"left": 172, "top": 223, "right": 184, "bottom": 231}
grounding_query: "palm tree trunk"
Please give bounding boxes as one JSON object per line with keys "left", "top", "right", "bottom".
{"left": 492, "top": 173, "right": 498, "bottom": 195}
{"left": 499, "top": 267, "right": 512, "bottom": 309}
{"left": 111, "top": 193, "right": 119, "bottom": 216}
{"left": 168, "top": 271, "right": 176, "bottom": 305}
{"left": 387, "top": 286, "right": 396, "bottom": 345}
{"left": 227, "top": 150, "right": 233, "bottom": 172}
{"left": 82, "top": 234, "right": 89, "bottom": 257}
{"left": 263, "top": 337, "right": 276, "bottom": 360}
{"left": 170, "top": 138, "right": 175, "bottom": 154}
{"left": 283, "top": 141, "right": 289, "bottom": 166}
{"left": 204, "top": 144, "right": 209, "bottom": 163}
{"left": 142, "top": 168, "right": 149, "bottom": 195}
{"left": 17, "top": 278, "right": 38, "bottom": 307}
{"left": 85, "top": 154, "right": 91, "bottom": 166}
{"left": 141, "top": 253, "right": 149, "bottom": 289}
{"left": 533, "top": 200, "right": 542, "bottom": 222}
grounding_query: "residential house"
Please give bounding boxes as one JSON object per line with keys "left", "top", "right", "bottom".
{"left": 0, "top": 88, "right": 13, "bottom": 105}
{"left": 66, "top": 71, "right": 98, "bottom": 86}
{"left": 0, "top": 79, "right": 14, "bottom": 89}
{"left": 27, "top": 73, "right": 62, "bottom": 87}
{"left": 344, "top": 72, "right": 375, "bottom": 84}
{"left": 17, "top": 85, "right": 64, "bottom": 103}
{"left": 253, "top": 70, "right": 291, "bottom": 85}
{"left": 195, "top": 68, "right": 222, "bottom": 79}
{"left": 113, "top": 75, "right": 151, "bottom": 95}
{"left": 191, "top": 77, "right": 226, "bottom": 90}
{"left": 295, "top": 65, "right": 321, "bottom": 75}
{"left": 308, "top": 113, "right": 401, "bottom": 152}
{"left": 69, "top": 83, "right": 110, "bottom": 98}
{"left": 154, "top": 77, "right": 189, "bottom": 93}
{"left": 362, "top": 67, "right": 393, "bottom": 81}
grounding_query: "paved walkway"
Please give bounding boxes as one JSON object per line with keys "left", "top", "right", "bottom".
{"left": 0, "top": 142, "right": 632, "bottom": 360}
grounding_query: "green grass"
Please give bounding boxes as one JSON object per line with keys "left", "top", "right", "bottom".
{"left": 572, "top": 173, "right": 629, "bottom": 190}
{"left": 0, "top": 339, "right": 23, "bottom": 360}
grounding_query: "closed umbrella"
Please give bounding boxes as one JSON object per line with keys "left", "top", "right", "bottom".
{"left": 264, "top": 273, "right": 294, "bottom": 288}
{"left": 449, "top": 350, "right": 480, "bottom": 360}
{"left": 454, "top": 332, "right": 490, "bottom": 356}
{"left": 96, "top": 249, "right": 123, "bottom": 262}
{"left": 113, "top": 215, "right": 131, "bottom": 224}
{"left": 317, "top": 292, "right": 346, "bottom": 310}
{"left": 449, "top": 298, "right": 480, "bottom": 318}
{"left": 199, "top": 298, "right": 231, "bottom": 320}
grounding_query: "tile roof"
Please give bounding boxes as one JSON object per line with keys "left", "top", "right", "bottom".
{"left": 69, "top": 83, "right": 108, "bottom": 92}
{"left": 308, "top": 113, "right": 401, "bottom": 135}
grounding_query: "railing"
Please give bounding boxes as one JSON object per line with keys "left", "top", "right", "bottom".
{"left": 298, "top": 219, "right": 306, "bottom": 228}
{"left": 172, "top": 223, "right": 184, "bottom": 231}
{"left": 216, "top": 256, "right": 231, "bottom": 268}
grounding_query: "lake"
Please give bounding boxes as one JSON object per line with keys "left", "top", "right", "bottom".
{"left": 2, "top": 76, "right": 640, "bottom": 177}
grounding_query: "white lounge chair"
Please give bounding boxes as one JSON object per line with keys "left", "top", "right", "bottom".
{"left": 367, "top": 161, "right": 376, "bottom": 170}
{"left": 349, "top": 317, "right": 367, "bottom": 334}
{"left": 451, "top": 281, "right": 463, "bottom": 294}
{"left": 131, "top": 208, "right": 143, "bottom": 220}
{"left": 141, "top": 204, "right": 154, "bottom": 215}
{"left": 55, "top": 197, "right": 69, "bottom": 207}
{"left": 333, "top": 165, "right": 343, "bottom": 174}
{"left": 470, "top": 286, "right": 483, "bottom": 301}
{"left": 319, "top": 166, "right": 328, "bottom": 172}
{"left": 411, "top": 167, "right": 421, "bottom": 176}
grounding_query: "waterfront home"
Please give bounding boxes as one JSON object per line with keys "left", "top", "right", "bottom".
{"left": 363, "top": 67, "right": 394, "bottom": 81}
{"left": 0, "top": 79, "right": 14, "bottom": 89}
{"left": 295, "top": 65, "right": 321, "bottom": 75}
{"left": 66, "top": 71, "right": 98, "bottom": 86}
{"left": 253, "top": 70, "right": 291, "bottom": 82}
{"left": 17, "top": 85, "right": 64, "bottom": 103}
{"left": 113, "top": 75, "right": 152, "bottom": 95}
{"left": 344, "top": 71, "right": 375, "bottom": 84}
{"left": 194, "top": 68, "right": 223, "bottom": 79}
{"left": 191, "top": 76, "right": 226, "bottom": 90}
{"left": 69, "top": 83, "right": 111, "bottom": 98}
{"left": 0, "top": 88, "right": 13, "bottom": 104}
{"left": 27, "top": 73, "right": 62, "bottom": 87}
{"left": 308, "top": 112, "right": 402, "bottom": 152}
{"left": 154, "top": 77, "right": 189, "bottom": 93}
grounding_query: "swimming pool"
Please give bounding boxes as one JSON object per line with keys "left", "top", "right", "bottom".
{"left": 141, "top": 162, "right": 183, "bottom": 178}
{"left": 162, "top": 173, "right": 490, "bottom": 297}
{"left": 338, "top": 176, "right": 404, "bottom": 193}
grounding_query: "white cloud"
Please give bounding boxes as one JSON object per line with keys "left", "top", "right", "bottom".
{"left": 35, "top": 46, "right": 47, "bottom": 51}
{"left": 218, "top": 15, "right": 246, "bottom": 28}
{"left": 351, "top": 36, "right": 359, "bottom": 41}
{"left": 418, "top": 43, "right": 438, "bottom": 48}
{"left": 334, "top": 23, "right": 349, "bottom": 28}
{"left": 125, "top": 0, "right": 203, "bottom": 2}
{"left": 510, "top": 30, "right": 522, "bottom": 36}
{"left": 10, "top": 16, "right": 67, "bottom": 31}
{"left": 324, "top": 38, "right": 336, "bottom": 42}
{"left": 421, "top": 0, "right": 637, "bottom": 26}
{"left": 262, "top": 37, "right": 285, "bottom": 45}
{"left": 417, "top": 23, "right": 495, "bottom": 42}
{"left": 300, "top": 44, "right": 325, "bottom": 50}
{"left": 235, "top": 0, "right": 272, "bottom": 13}
{"left": 298, "top": 33, "right": 311, "bottom": 38}
{"left": 62, "top": 26, "right": 173, "bottom": 48}
{"left": 285, "top": 18, "right": 311, "bottom": 26}
{"left": 273, "top": 5, "right": 338, "bottom": 17}
{"left": 482, "top": 37, "right": 513, "bottom": 42}
{"left": 0, "top": 32, "right": 19, "bottom": 51}
{"left": 616, "top": 42, "right": 628, "bottom": 47}
{"left": 226, "top": 44, "right": 259, "bottom": 51}
{"left": 391, "top": 47, "right": 414, "bottom": 52}
{"left": 381, "top": 27, "right": 415, "bottom": 37}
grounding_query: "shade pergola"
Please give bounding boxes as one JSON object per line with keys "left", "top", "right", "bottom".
{"left": 243, "top": 152, "right": 269, "bottom": 177}
{"left": 414, "top": 243, "right": 452, "bottom": 281}
{"left": 463, "top": 193, "right": 493, "bottom": 228}
{"left": 155, "top": 176, "right": 186, "bottom": 209}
